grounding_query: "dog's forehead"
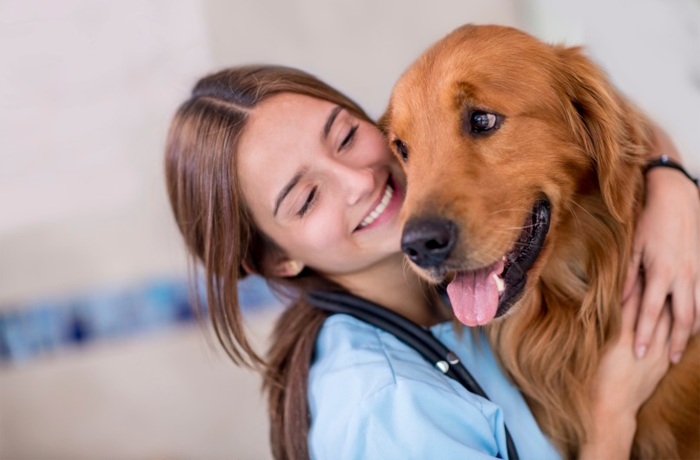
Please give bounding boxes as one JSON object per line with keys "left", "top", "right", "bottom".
{"left": 389, "top": 25, "right": 559, "bottom": 133}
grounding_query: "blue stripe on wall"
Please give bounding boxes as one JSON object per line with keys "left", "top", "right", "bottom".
{"left": 0, "top": 276, "right": 279, "bottom": 364}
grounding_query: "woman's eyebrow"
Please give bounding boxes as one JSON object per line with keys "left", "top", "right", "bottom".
{"left": 322, "top": 106, "right": 343, "bottom": 141}
{"left": 274, "top": 171, "right": 303, "bottom": 217}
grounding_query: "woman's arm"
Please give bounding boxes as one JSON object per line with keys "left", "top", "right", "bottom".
{"left": 624, "top": 121, "right": 700, "bottom": 363}
{"left": 580, "top": 277, "right": 672, "bottom": 459}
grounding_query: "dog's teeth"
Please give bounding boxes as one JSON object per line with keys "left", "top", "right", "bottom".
{"left": 493, "top": 273, "right": 505, "bottom": 293}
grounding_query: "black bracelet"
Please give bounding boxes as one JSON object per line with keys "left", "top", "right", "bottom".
{"left": 645, "top": 154, "right": 699, "bottom": 188}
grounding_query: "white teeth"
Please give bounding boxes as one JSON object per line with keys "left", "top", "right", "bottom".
{"left": 492, "top": 273, "right": 505, "bottom": 293}
{"left": 359, "top": 183, "right": 394, "bottom": 228}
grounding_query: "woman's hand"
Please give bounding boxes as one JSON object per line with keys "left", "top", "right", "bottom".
{"left": 580, "top": 278, "right": 672, "bottom": 460}
{"left": 623, "top": 167, "right": 700, "bottom": 364}
{"left": 599, "top": 277, "right": 672, "bottom": 415}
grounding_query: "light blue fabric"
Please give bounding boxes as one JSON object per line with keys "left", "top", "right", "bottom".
{"left": 308, "top": 314, "right": 563, "bottom": 460}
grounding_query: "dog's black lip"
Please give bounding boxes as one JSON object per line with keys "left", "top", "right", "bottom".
{"left": 495, "top": 198, "right": 551, "bottom": 318}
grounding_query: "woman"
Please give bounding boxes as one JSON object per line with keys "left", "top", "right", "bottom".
{"left": 164, "top": 65, "right": 699, "bottom": 459}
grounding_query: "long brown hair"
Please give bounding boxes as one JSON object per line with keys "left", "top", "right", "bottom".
{"left": 164, "top": 65, "right": 373, "bottom": 460}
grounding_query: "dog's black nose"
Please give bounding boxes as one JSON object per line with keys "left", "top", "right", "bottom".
{"left": 401, "top": 218, "right": 456, "bottom": 268}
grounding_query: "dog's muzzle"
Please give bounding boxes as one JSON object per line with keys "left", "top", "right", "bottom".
{"left": 400, "top": 199, "right": 552, "bottom": 325}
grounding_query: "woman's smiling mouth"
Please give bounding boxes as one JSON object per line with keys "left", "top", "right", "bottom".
{"left": 355, "top": 176, "right": 402, "bottom": 232}
{"left": 359, "top": 182, "right": 393, "bottom": 228}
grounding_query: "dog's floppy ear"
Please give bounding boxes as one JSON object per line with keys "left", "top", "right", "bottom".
{"left": 554, "top": 46, "right": 644, "bottom": 222}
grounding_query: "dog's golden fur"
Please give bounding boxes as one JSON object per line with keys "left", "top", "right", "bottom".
{"left": 384, "top": 25, "right": 699, "bottom": 459}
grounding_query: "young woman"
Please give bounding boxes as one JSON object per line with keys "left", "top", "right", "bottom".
{"left": 164, "top": 65, "right": 700, "bottom": 460}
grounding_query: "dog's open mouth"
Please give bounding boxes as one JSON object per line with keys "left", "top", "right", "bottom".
{"left": 446, "top": 199, "right": 551, "bottom": 326}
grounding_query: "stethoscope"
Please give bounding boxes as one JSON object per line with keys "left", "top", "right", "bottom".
{"left": 306, "top": 290, "right": 520, "bottom": 460}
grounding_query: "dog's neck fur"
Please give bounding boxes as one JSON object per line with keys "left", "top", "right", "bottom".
{"left": 487, "top": 168, "right": 644, "bottom": 458}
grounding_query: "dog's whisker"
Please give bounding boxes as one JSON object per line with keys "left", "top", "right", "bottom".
{"left": 476, "top": 244, "right": 510, "bottom": 265}
{"left": 487, "top": 208, "right": 535, "bottom": 217}
{"left": 566, "top": 202, "right": 583, "bottom": 230}
{"left": 401, "top": 257, "right": 413, "bottom": 284}
{"left": 569, "top": 199, "right": 595, "bottom": 221}
{"left": 501, "top": 224, "right": 539, "bottom": 231}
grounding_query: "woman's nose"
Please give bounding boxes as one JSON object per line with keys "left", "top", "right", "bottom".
{"left": 334, "top": 163, "right": 375, "bottom": 205}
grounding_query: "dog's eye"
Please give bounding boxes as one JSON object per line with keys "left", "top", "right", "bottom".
{"left": 471, "top": 111, "right": 498, "bottom": 132}
{"left": 464, "top": 110, "right": 503, "bottom": 137}
{"left": 394, "top": 139, "right": 409, "bottom": 163}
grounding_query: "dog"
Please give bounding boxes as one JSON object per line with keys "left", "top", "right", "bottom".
{"left": 382, "top": 24, "right": 699, "bottom": 459}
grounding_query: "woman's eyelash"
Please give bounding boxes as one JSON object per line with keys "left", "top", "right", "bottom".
{"left": 297, "top": 186, "right": 317, "bottom": 217}
{"left": 339, "top": 125, "right": 358, "bottom": 151}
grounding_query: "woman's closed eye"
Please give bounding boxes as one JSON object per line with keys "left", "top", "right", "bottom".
{"left": 297, "top": 186, "right": 318, "bottom": 218}
{"left": 338, "top": 124, "right": 358, "bottom": 152}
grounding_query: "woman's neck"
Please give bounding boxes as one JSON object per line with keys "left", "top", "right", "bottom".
{"left": 328, "top": 253, "right": 449, "bottom": 326}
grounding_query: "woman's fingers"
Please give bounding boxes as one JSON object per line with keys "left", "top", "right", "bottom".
{"left": 623, "top": 245, "right": 643, "bottom": 302}
{"left": 694, "top": 282, "right": 700, "bottom": 335}
{"left": 621, "top": 276, "right": 643, "bottom": 337}
{"left": 634, "top": 273, "right": 669, "bottom": 359}
{"left": 649, "top": 303, "right": 672, "bottom": 368}
{"left": 631, "top": 253, "right": 698, "bottom": 363}
{"left": 692, "top": 249, "right": 700, "bottom": 335}
{"left": 628, "top": 166, "right": 700, "bottom": 363}
{"left": 668, "top": 278, "right": 695, "bottom": 363}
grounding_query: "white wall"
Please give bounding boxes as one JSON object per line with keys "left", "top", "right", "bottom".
{"left": 0, "top": 0, "right": 211, "bottom": 305}
{"left": 0, "top": 316, "right": 278, "bottom": 460}
{"left": 201, "top": 0, "right": 520, "bottom": 119}
{"left": 523, "top": 0, "right": 700, "bottom": 174}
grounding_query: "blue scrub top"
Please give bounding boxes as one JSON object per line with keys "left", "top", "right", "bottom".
{"left": 308, "top": 314, "right": 562, "bottom": 460}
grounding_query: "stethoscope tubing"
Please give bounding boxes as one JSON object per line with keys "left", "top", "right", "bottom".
{"left": 306, "top": 292, "right": 465, "bottom": 382}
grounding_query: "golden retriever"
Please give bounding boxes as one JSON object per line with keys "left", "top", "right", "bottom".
{"left": 383, "top": 24, "right": 699, "bottom": 459}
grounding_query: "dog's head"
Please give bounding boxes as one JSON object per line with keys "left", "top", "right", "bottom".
{"left": 383, "top": 25, "right": 644, "bottom": 326}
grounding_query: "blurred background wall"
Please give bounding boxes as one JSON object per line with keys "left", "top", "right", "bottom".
{"left": 0, "top": 0, "right": 697, "bottom": 459}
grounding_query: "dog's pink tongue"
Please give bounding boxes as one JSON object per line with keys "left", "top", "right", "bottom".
{"left": 447, "top": 262, "right": 504, "bottom": 326}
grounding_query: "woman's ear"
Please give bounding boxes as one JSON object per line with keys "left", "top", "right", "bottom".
{"left": 271, "top": 259, "right": 305, "bottom": 277}
{"left": 241, "top": 261, "right": 255, "bottom": 276}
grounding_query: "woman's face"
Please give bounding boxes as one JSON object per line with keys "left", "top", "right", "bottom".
{"left": 237, "top": 93, "right": 406, "bottom": 276}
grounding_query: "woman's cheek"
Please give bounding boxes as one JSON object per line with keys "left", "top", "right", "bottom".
{"left": 357, "top": 136, "right": 388, "bottom": 165}
{"left": 293, "top": 217, "right": 357, "bottom": 272}
{"left": 303, "top": 216, "right": 345, "bottom": 252}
